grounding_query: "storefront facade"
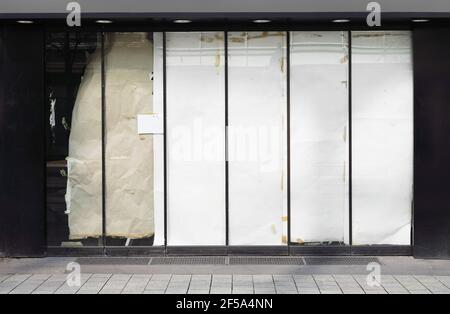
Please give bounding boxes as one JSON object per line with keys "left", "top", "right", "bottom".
{"left": 0, "top": 1, "right": 449, "bottom": 258}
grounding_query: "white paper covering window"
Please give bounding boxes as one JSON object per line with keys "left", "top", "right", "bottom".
{"left": 166, "top": 32, "right": 226, "bottom": 245}
{"left": 290, "top": 31, "right": 350, "bottom": 245}
{"left": 228, "top": 32, "right": 288, "bottom": 245}
{"left": 352, "top": 31, "right": 413, "bottom": 245}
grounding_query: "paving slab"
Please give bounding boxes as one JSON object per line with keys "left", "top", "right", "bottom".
{"left": 273, "top": 275, "right": 297, "bottom": 294}
{"left": 54, "top": 273, "right": 91, "bottom": 294}
{"left": 188, "top": 275, "right": 211, "bottom": 293}
{"left": 9, "top": 274, "right": 51, "bottom": 294}
{"left": 0, "top": 256, "right": 449, "bottom": 294}
{"left": 0, "top": 274, "right": 32, "bottom": 294}
{"left": 210, "top": 275, "right": 232, "bottom": 294}
{"left": 77, "top": 273, "right": 111, "bottom": 294}
{"left": 122, "top": 274, "right": 151, "bottom": 294}
{"left": 32, "top": 274, "right": 67, "bottom": 294}
{"left": 414, "top": 275, "right": 450, "bottom": 293}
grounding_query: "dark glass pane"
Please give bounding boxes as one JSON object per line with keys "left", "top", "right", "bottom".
{"left": 46, "top": 32, "right": 102, "bottom": 247}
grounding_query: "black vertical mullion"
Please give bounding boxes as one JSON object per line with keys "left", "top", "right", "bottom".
{"left": 225, "top": 31, "right": 229, "bottom": 247}
{"left": 348, "top": 30, "right": 353, "bottom": 247}
{"left": 163, "top": 32, "right": 168, "bottom": 250}
{"left": 286, "top": 31, "right": 291, "bottom": 250}
{"left": 43, "top": 29, "right": 48, "bottom": 250}
{"left": 101, "top": 31, "right": 106, "bottom": 254}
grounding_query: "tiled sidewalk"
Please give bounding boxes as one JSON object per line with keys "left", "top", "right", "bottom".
{"left": 0, "top": 273, "right": 449, "bottom": 294}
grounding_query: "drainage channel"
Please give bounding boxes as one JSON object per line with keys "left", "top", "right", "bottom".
{"left": 76, "top": 256, "right": 381, "bottom": 266}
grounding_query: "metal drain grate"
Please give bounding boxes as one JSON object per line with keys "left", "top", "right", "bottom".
{"left": 75, "top": 257, "right": 151, "bottom": 265}
{"left": 150, "top": 257, "right": 226, "bottom": 265}
{"left": 74, "top": 256, "right": 380, "bottom": 266}
{"left": 304, "top": 257, "right": 381, "bottom": 265}
{"left": 229, "top": 257, "right": 304, "bottom": 265}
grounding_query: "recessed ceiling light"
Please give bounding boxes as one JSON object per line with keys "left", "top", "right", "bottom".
{"left": 16, "top": 20, "right": 34, "bottom": 24}
{"left": 173, "top": 19, "right": 192, "bottom": 24}
{"left": 96, "top": 20, "right": 113, "bottom": 24}
{"left": 332, "top": 19, "right": 350, "bottom": 23}
{"left": 412, "top": 19, "right": 430, "bottom": 23}
{"left": 253, "top": 19, "right": 271, "bottom": 24}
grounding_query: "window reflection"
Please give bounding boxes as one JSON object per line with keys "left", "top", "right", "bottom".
{"left": 46, "top": 32, "right": 102, "bottom": 247}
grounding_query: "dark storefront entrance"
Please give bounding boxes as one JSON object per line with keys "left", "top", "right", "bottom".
{"left": 0, "top": 2, "right": 449, "bottom": 259}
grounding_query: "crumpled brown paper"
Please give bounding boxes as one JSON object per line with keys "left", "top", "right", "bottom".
{"left": 66, "top": 32, "right": 155, "bottom": 240}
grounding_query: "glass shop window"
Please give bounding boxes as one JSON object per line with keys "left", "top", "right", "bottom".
{"left": 352, "top": 31, "right": 413, "bottom": 245}
{"left": 227, "top": 32, "right": 288, "bottom": 245}
{"left": 44, "top": 30, "right": 413, "bottom": 250}
{"left": 166, "top": 32, "right": 226, "bottom": 245}
{"left": 45, "top": 32, "right": 165, "bottom": 248}
{"left": 289, "top": 31, "right": 350, "bottom": 246}
{"left": 104, "top": 32, "right": 165, "bottom": 247}
{"left": 46, "top": 32, "right": 103, "bottom": 247}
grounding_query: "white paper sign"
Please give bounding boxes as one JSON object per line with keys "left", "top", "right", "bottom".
{"left": 137, "top": 114, "right": 163, "bottom": 134}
